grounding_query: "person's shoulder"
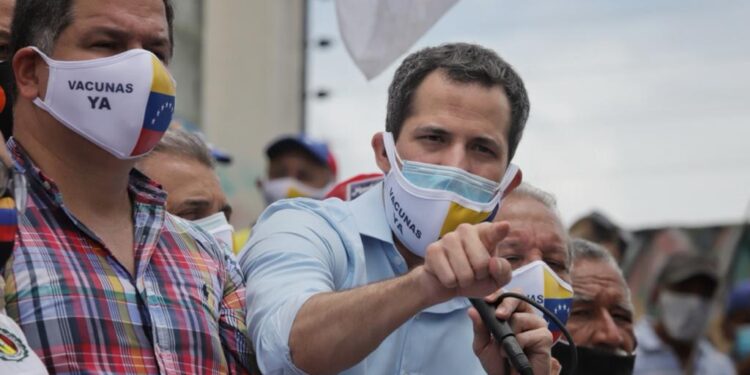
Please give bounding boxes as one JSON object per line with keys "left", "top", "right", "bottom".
{"left": 261, "top": 196, "right": 349, "bottom": 221}
{"left": 698, "top": 339, "right": 736, "bottom": 374}
{"left": 253, "top": 197, "right": 354, "bottom": 236}
{"left": 163, "top": 213, "right": 230, "bottom": 262}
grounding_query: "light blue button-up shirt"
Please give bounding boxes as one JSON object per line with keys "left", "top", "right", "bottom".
{"left": 633, "top": 318, "right": 736, "bottom": 375}
{"left": 239, "top": 183, "right": 485, "bottom": 375}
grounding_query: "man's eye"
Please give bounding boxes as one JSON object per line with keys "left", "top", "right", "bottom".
{"left": 420, "top": 135, "right": 444, "bottom": 143}
{"left": 175, "top": 210, "right": 199, "bottom": 221}
{"left": 502, "top": 255, "right": 522, "bottom": 264}
{"left": 92, "top": 41, "right": 117, "bottom": 49}
{"left": 470, "top": 144, "right": 497, "bottom": 157}
{"left": 149, "top": 50, "right": 168, "bottom": 63}
{"left": 612, "top": 312, "right": 633, "bottom": 324}
{"left": 0, "top": 44, "right": 9, "bottom": 61}
{"left": 570, "top": 309, "right": 592, "bottom": 319}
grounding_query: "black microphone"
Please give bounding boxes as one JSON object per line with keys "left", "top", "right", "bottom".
{"left": 470, "top": 298, "right": 534, "bottom": 375}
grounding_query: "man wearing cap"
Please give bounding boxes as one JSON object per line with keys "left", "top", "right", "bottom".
{"left": 137, "top": 126, "right": 235, "bottom": 252}
{"left": 633, "top": 252, "right": 735, "bottom": 374}
{"left": 241, "top": 43, "right": 555, "bottom": 375}
{"left": 257, "top": 134, "right": 337, "bottom": 206}
{"left": 723, "top": 280, "right": 750, "bottom": 374}
{"left": 569, "top": 211, "right": 630, "bottom": 264}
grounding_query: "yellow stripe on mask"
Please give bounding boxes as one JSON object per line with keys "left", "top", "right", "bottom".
{"left": 150, "top": 56, "right": 176, "bottom": 96}
{"left": 0, "top": 197, "right": 15, "bottom": 209}
{"left": 543, "top": 267, "right": 573, "bottom": 299}
{"left": 287, "top": 187, "right": 308, "bottom": 199}
{"left": 439, "top": 202, "right": 492, "bottom": 237}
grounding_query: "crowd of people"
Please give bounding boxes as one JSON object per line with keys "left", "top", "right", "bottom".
{"left": 0, "top": 0, "right": 747, "bottom": 374}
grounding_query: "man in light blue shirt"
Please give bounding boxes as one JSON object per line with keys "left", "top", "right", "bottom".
{"left": 240, "top": 43, "right": 554, "bottom": 375}
{"left": 633, "top": 252, "right": 735, "bottom": 374}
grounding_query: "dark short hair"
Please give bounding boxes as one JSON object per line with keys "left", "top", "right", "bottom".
{"left": 10, "top": 0, "right": 174, "bottom": 58}
{"left": 385, "top": 43, "right": 530, "bottom": 161}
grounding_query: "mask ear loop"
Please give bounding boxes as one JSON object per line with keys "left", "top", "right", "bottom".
{"left": 381, "top": 132, "right": 405, "bottom": 174}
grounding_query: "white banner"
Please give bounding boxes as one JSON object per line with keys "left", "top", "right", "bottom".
{"left": 335, "top": 0, "right": 459, "bottom": 80}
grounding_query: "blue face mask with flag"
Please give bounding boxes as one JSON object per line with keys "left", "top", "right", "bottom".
{"left": 401, "top": 160, "right": 500, "bottom": 203}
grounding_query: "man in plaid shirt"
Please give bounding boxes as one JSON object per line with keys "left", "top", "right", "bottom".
{"left": 2, "top": 0, "right": 256, "bottom": 373}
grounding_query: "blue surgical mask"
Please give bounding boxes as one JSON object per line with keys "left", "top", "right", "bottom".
{"left": 401, "top": 160, "right": 500, "bottom": 203}
{"left": 734, "top": 324, "right": 750, "bottom": 360}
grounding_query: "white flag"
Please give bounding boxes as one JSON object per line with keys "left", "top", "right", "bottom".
{"left": 335, "top": 0, "right": 459, "bottom": 80}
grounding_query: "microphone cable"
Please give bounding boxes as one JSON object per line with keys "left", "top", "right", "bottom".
{"left": 470, "top": 292, "right": 578, "bottom": 375}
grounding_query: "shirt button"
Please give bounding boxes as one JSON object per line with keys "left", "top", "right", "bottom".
{"left": 43, "top": 181, "right": 51, "bottom": 190}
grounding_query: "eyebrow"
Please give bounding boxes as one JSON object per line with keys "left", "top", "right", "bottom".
{"left": 413, "top": 125, "right": 450, "bottom": 137}
{"left": 179, "top": 199, "right": 211, "bottom": 210}
{"left": 81, "top": 26, "right": 171, "bottom": 56}
{"left": 572, "top": 294, "right": 634, "bottom": 314}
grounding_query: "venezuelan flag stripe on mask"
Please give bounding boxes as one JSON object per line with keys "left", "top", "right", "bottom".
{"left": 543, "top": 266, "right": 573, "bottom": 342}
{"left": 0, "top": 197, "right": 17, "bottom": 266}
{"left": 132, "top": 56, "right": 176, "bottom": 156}
{"left": 439, "top": 202, "right": 496, "bottom": 237}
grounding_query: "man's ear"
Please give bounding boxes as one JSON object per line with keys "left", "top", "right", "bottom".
{"left": 12, "top": 47, "right": 46, "bottom": 101}
{"left": 372, "top": 132, "right": 390, "bottom": 173}
{"left": 501, "top": 169, "right": 523, "bottom": 198}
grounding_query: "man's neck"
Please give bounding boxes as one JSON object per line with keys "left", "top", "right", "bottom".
{"left": 14, "top": 116, "right": 134, "bottom": 217}
{"left": 393, "top": 237, "right": 424, "bottom": 270}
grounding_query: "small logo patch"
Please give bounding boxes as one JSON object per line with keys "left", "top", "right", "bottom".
{"left": 0, "top": 328, "right": 29, "bottom": 362}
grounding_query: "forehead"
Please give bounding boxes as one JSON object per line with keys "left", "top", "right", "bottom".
{"left": 0, "top": 0, "right": 12, "bottom": 32}
{"left": 407, "top": 70, "right": 511, "bottom": 136}
{"left": 500, "top": 195, "right": 564, "bottom": 235}
{"left": 63, "top": 0, "right": 169, "bottom": 45}
{"left": 572, "top": 259, "right": 629, "bottom": 303}
{"left": 140, "top": 152, "right": 220, "bottom": 194}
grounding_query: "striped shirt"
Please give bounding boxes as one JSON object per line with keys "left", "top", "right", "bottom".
{"left": 3, "top": 139, "right": 256, "bottom": 374}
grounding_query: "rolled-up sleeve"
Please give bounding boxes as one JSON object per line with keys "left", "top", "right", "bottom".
{"left": 239, "top": 206, "right": 350, "bottom": 375}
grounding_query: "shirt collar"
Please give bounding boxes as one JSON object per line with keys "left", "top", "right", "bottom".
{"left": 347, "top": 182, "right": 393, "bottom": 244}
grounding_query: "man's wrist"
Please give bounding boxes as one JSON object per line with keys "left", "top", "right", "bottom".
{"left": 407, "top": 266, "right": 453, "bottom": 308}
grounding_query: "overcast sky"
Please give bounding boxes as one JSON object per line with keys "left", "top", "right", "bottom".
{"left": 306, "top": 0, "right": 750, "bottom": 230}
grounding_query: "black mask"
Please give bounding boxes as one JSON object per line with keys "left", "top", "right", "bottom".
{"left": 0, "top": 60, "right": 14, "bottom": 140}
{"left": 552, "top": 341, "right": 636, "bottom": 375}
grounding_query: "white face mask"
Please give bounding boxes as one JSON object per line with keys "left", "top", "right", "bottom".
{"left": 192, "top": 212, "right": 234, "bottom": 253}
{"left": 658, "top": 290, "right": 712, "bottom": 342}
{"left": 381, "top": 132, "right": 521, "bottom": 257}
{"left": 504, "top": 260, "right": 574, "bottom": 342}
{"left": 32, "top": 47, "right": 176, "bottom": 159}
{"left": 260, "top": 177, "right": 333, "bottom": 205}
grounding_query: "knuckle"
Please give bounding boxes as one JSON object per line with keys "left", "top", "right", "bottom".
{"left": 457, "top": 270, "right": 474, "bottom": 288}
{"left": 456, "top": 223, "right": 473, "bottom": 234}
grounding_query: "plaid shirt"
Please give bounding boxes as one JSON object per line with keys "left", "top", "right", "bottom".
{"left": 2, "top": 140, "right": 256, "bottom": 374}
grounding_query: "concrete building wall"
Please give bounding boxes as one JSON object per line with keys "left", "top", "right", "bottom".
{"left": 201, "top": 1, "right": 305, "bottom": 228}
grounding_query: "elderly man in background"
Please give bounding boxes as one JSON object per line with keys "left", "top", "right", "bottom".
{"left": 4, "top": 0, "right": 254, "bottom": 373}
{"left": 493, "top": 183, "right": 571, "bottom": 281}
{"left": 137, "top": 126, "right": 235, "bottom": 251}
{"left": 552, "top": 238, "right": 637, "bottom": 375}
{"left": 634, "top": 252, "right": 735, "bottom": 374}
